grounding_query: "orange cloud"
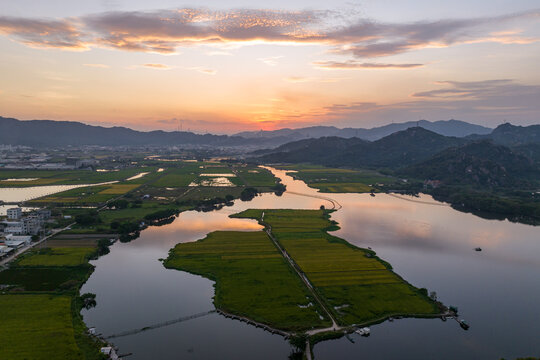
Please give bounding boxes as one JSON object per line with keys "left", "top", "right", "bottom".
{"left": 142, "top": 63, "right": 173, "bottom": 70}
{"left": 0, "top": 8, "right": 538, "bottom": 57}
{"left": 313, "top": 60, "right": 424, "bottom": 69}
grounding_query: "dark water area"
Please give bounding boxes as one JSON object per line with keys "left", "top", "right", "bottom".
{"left": 80, "top": 168, "right": 540, "bottom": 359}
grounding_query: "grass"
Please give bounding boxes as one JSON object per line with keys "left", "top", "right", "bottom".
{"left": 0, "top": 294, "right": 84, "bottom": 360}
{"left": 233, "top": 209, "right": 439, "bottom": 326}
{"left": 18, "top": 247, "right": 97, "bottom": 267}
{"left": 0, "top": 267, "right": 91, "bottom": 291}
{"left": 30, "top": 182, "right": 140, "bottom": 205}
{"left": 164, "top": 230, "right": 331, "bottom": 331}
{"left": 0, "top": 168, "right": 149, "bottom": 188}
{"left": 278, "top": 164, "right": 393, "bottom": 193}
{"left": 235, "top": 167, "right": 277, "bottom": 187}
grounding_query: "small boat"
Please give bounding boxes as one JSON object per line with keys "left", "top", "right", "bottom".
{"left": 459, "top": 319, "right": 470, "bottom": 330}
{"left": 474, "top": 247, "right": 482, "bottom": 252}
{"left": 355, "top": 327, "right": 371, "bottom": 336}
{"left": 370, "top": 192, "right": 375, "bottom": 197}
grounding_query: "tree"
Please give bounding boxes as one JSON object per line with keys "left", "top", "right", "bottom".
{"left": 240, "top": 187, "right": 259, "bottom": 201}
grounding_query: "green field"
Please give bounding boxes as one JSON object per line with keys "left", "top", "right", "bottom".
{"left": 0, "top": 168, "right": 149, "bottom": 187}
{"left": 0, "top": 267, "right": 91, "bottom": 291}
{"left": 235, "top": 167, "right": 278, "bottom": 187}
{"left": 0, "top": 295, "right": 84, "bottom": 360}
{"left": 278, "top": 164, "right": 393, "bottom": 193}
{"left": 18, "top": 247, "right": 96, "bottom": 267}
{"left": 30, "top": 182, "right": 141, "bottom": 205}
{"left": 164, "top": 231, "right": 330, "bottom": 331}
{"left": 166, "top": 209, "right": 438, "bottom": 334}
{"left": 233, "top": 209, "right": 439, "bottom": 326}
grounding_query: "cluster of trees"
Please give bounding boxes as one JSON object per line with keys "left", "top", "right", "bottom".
{"left": 240, "top": 187, "right": 259, "bottom": 201}
{"left": 75, "top": 210, "right": 101, "bottom": 226}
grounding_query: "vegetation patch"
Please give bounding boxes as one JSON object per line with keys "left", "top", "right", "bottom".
{"left": 164, "top": 230, "right": 331, "bottom": 331}
{"left": 0, "top": 294, "right": 84, "bottom": 360}
{"left": 233, "top": 209, "right": 440, "bottom": 326}
{"left": 18, "top": 247, "right": 96, "bottom": 267}
{"left": 0, "top": 267, "right": 91, "bottom": 291}
{"left": 278, "top": 164, "right": 393, "bottom": 193}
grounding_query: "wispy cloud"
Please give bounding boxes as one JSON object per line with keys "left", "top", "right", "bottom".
{"left": 258, "top": 55, "right": 283, "bottom": 66}
{"left": 313, "top": 60, "right": 424, "bottom": 69}
{"left": 142, "top": 63, "right": 173, "bottom": 70}
{"left": 0, "top": 8, "right": 537, "bottom": 58}
{"left": 83, "top": 63, "right": 110, "bottom": 68}
{"left": 0, "top": 16, "right": 87, "bottom": 50}
{"left": 187, "top": 67, "right": 216, "bottom": 75}
{"left": 283, "top": 76, "right": 346, "bottom": 83}
{"left": 300, "top": 79, "right": 540, "bottom": 126}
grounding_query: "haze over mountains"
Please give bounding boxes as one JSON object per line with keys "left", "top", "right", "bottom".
{"left": 253, "top": 124, "right": 540, "bottom": 178}
{"left": 236, "top": 119, "right": 492, "bottom": 142}
{"left": 1, "top": 116, "right": 492, "bottom": 148}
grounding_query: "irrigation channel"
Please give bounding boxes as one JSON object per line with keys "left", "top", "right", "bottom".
{"left": 79, "top": 167, "right": 540, "bottom": 359}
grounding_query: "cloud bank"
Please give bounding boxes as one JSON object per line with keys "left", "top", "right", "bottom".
{"left": 0, "top": 8, "right": 538, "bottom": 57}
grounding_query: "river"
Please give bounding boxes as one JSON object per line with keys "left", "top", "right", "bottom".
{"left": 78, "top": 168, "right": 540, "bottom": 359}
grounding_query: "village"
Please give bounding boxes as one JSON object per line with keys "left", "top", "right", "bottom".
{"left": 0, "top": 207, "right": 51, "bottom": 260}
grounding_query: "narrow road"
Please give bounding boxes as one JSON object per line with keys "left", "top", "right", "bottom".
{"left": 285, "top": 191, "right": 342, "bottom": 210}
{"left": 261, "top": 212, "right": 339, "bottom": 330}
{"left": 0, "top": 222, "right": 75, "bottom": 266}
{"left": 386, "top": 193, "right": 449, "bottom": 207}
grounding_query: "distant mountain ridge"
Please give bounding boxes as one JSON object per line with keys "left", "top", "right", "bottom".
{"left": 0, "top": 116, "right": 259, "bottom": 147}
{"left": 236, "top": 119, "right": 492, "bottom": 142}
{"left": 468, "top": 123, "right": 540, "bottom": 146}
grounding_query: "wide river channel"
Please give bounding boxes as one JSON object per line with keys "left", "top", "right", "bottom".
{"left": 76, "top": 168, "right": 539, "bottom": 359}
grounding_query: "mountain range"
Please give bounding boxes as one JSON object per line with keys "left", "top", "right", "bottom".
{"left": 0, "top": 116, "right": 257, "bottom": 147}
{"left": 1, "top": 116, "right": 494, "bottom": 148}
{"left": 236, "top": 119, "right": 492, "bottom": 142}
{"left": 254, "top": 123, "right": 540, "bottom": 168}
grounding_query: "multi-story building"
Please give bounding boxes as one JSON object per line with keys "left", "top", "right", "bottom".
{"left": 7, "top": 207, "right": 22, "bottom": 220}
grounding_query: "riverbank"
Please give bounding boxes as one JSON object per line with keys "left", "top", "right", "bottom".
{"left": 165, "top": 208, "right": 442, "bottom": 358}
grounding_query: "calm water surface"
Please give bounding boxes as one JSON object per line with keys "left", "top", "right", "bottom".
{"left": 80, "top": 168, "right": 540, "bottom": 359}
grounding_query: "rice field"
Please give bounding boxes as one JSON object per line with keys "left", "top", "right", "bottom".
{"left": 164, "top": 230, "right": 331, "bottom": 331}
{"left": 278, "top": 164, "right": 393, "bottom": 193}
{"left": 17, "top": 247, "right": 96, "bottom": 267}
{"left": 0, "top": 294, "right": 84, "bottom": 360}
{"left": 234, "top": 209, "right": 439, "bottom": 326}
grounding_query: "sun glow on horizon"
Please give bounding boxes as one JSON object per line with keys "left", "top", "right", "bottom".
{"left": 0, "top": 2, "right": 539, "bottom": 133}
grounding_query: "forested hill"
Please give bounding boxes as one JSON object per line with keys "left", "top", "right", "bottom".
{"left": 256, "top": 127, "right": 466, "bottom": 168}
{"left": 471, "top": 123, "right": 540, "bottom": 146}
{"left": 399, "top": 141, "right": 540, "bottom": 188}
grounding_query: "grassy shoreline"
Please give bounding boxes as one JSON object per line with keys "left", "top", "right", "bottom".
{"left": 166, "top": 209, "right": 441, "bottom": 338}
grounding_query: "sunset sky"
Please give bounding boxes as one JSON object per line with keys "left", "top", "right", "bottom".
{"left": 1, "top": 0, "right": 539, "bottom": 133}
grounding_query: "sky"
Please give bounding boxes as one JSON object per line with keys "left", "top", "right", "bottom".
{"left": 0, "top": 0, "right": 539, "bottom": 134}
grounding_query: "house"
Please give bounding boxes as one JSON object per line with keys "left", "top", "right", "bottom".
{"left": 35, "top": 209, "right": 51, "bottom": 221}
{"left": 22, "top": 216, "right": 42, "bottom": 235}
{"left": 7, "top": 207, "right": 22, "bottom": 220}
{"left": 0, "top": 245, "right": 14, "bottom": 258}
{"left": 2, "top": 221, "right": 24, "bottom": 235}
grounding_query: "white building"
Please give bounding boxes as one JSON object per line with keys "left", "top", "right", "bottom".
{"left": 3, "top": 221, "right": 24, "bottom": 235}
{"left": 7, "top": 207, "right": 22, "bottom": 220}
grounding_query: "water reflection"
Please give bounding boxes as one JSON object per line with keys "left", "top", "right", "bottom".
{"left": 80, "top": 167, "right": 540, "bottom": 360}
{"left": 0, "top": 181, "right": 118, "bottom": 202}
